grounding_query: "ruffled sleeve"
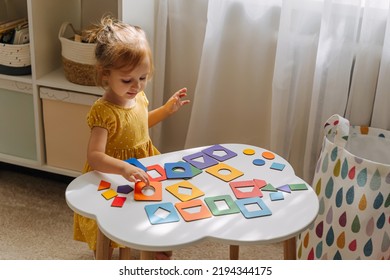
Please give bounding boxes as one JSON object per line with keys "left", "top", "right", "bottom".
{"left": 86, "top": 100, "right": 116, "bottom": 135}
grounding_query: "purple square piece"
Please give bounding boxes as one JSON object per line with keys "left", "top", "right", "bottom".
{"left": 202, "top": 144, "right": 237, "bottom": 162}
{"left": 182, "top": 151, "right": 219, "bottom": 169}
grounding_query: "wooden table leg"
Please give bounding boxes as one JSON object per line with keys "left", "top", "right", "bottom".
{"left": 283, "top": 237, "right": 296, "bottom": 260}
{"left": 229, "top": 245, "right": 239, "bottom": 260}
{"left": 119, "top": 247, "right": 132, "bottom": 260}
{"left": 140, "top": 251, "right": 155, "bottom": 260}
{"left": 96, "top": 228, "right": 111, "bottom": 260}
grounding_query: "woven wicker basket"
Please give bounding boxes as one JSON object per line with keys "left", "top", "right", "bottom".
{"left": 0, "top": 43, "right": 31, "bottom": 75}
{"left": 58, "top": 22, "right": 96, "bottom": 86}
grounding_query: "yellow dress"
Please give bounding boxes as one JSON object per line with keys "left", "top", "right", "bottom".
{"left": 73, "top": 91, "right": 160, "bottom": 250}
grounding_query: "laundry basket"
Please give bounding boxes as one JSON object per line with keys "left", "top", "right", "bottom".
{"left": 58, "top": 22, "right": 96, "bottom": 86}
{"left": 296, "top": 114, "right": 390, "bottom": 260}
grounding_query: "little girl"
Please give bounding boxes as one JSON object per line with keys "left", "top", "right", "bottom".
{"left": 73, "top": 16, "right": 190, "bottom": 259}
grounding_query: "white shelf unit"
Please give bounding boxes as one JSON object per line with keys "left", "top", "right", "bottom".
{"left": 0, "top": 0, "right": 158, "bottom": 177}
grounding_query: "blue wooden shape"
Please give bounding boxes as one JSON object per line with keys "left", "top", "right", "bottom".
{"left": 202, "top": 144, "right": 237, "bottom": 162}
{"left": 182, "top": 151, "right": 219, "bottom": 169}
{"left": 253, "top": 159, "right": 266, "bottom": 166}
{"left": 270, "top": 192, "right": 284, "bottom": 201}
{"left": 164, "top": 161, "right": 194, "bottom": 179}
{"left": 145, "top": 202, "right": 180, "bottom": 225}
{"left": 235, "top": 197, "right": 272, "bottom": 219}
{"left": 270, "top": 162, "right": 285, "bottom": 171}
{"left": 125, "top": 157, "right": 147, "bottom": 171}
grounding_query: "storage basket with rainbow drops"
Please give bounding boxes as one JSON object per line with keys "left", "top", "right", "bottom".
{"left": 296, "top": 114, "right": 390, "bottom": 260}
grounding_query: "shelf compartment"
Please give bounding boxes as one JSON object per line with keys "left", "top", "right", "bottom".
{"left": 40, "top": 87, "right": 99, "bottom": 172}
{"left": 0, "top": 85, "right": 36, "bottom": 160}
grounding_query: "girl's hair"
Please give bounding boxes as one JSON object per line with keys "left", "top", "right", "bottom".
{"left": 84, "top": 15, "right": 154, "bottom": 88}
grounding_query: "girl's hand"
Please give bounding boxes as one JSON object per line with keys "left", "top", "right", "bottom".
{"left": 122, "top": 165, "right": 150, "bottom": 185}
{"left": 165, "top": 88, "right": 190, "bottom": 115}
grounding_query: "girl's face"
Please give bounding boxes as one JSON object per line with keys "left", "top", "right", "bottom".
{"left": 104, "top": 57, "right": 151, "bottom": 107}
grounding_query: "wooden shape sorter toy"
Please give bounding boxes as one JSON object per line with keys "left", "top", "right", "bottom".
{"left": 289, "top": 183, "right": 308, "bottom": 191}
{"left": 166, "top": 180, "right": 204, "bottom": 202}
{"left": 204, "top": 195, "right": 240, "bottom": 216}
{"left": 144, "top": 202, "right": 180, "bottom": 225}
{"left": 235, "top": 197, "right": 272, "bottom": 219}
{"left": 117, "top": 184, "right": 134, "bottom": 194}
{"left": 229, "top": 180, "right": 263, "bottom": 199}
{"left": 101, "top": 189, "right": 118, "bottom": 200}
{"left": 146, "top": 164, "right": 167, "bottom": 182}
{"left": 175, "top": 199, "right": 212, "bottom": 222}
{"left": 164, "top": 161, "right": 194, "bottom": 179}
{"left": 98, "top": 180, "right": 111, "bottom": 191}
{"left": 111, "top": 196, "right": 127, "bottom": 207}
{"left": 202, "top": 144, "right": 237, "bottom": 162}
{"left": 205, "top": 162, "right": 244, "bottom": 182}
{"left": 125, "top": 157, "right": 147, "bottom": 171}
{"left": 134, "top": 181, "right": 162, "bottom": 201}
{"left": 182, "top": 151, "right": 219, "bottom": 169}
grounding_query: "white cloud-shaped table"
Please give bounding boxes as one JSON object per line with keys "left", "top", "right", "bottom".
{"left": 66, "top": 144, "right": 319, "bottom": 253}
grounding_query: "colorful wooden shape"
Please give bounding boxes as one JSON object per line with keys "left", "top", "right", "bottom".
{"left": 188, "top": 163, "right": 203, "bottom": 177}
{"left": 145, "top": 202, "right": 180, "bottom": 225}
{"left": 253, "top": 159, "right": 266, "bottom": 166}
{"left": 229, "top": 180, "right": 263, "bottom": 198}
{"left": 117, "top": 184, "right": 134, "bottom": 194}
{"left": 289, "top": 183, "right": 308, "bottom": 191}
{"left": 270, "top": 192, "right": 284, "bottom": 201}
{"left": 101, "top": 189, "right": 117, "bottom": 200}
{"left": 164, "top": 161, "right": 194, "bottom": 179}
{"left": 277, "top": 184, "right": 291, "bottom": 193}
{"left": 262, "top": 151, "right": 275, "bottom": 160}
{"left": 204, "top": 195, "right": 240, "bottom": 216}
{"left": 205, "top": 162, "right": 243, "bottom": 182}
{"left": 166, "top": 180, "right": 204, "bottom": 201}
{"left": 243, "top": 148, "right": 255, "bottom": 155}
{"left": 124, "top": 157, "right": 147, "bottom": 171}
{"left": 182, "top": 152, "right": 219, "bottom": 169}
{"left": 254, "top": 179, "right": 267, "bottom": 189}
{"left": 175, "top": 199, "right": 212, "bottom": 222}
{"left": 235, "top": 197, "right": 272, "bottom": 219}
{"left": 134, "top": 181, "right": 162, "bottom": 201}
{"left": 98, "top": 180, "right": 111, "bottom": 191}
{"left": 111, "top": 196, "right": 127, "bottom": 207}
{"left": 262, "top": 183, "right": 277, "bottom": 192}
{"left": 270, "top": 162, "right": 285, "bottom": 171}
{"left": 202, "top": 144, "right": 237, "bottom": 162}
{"left": 146, "top": 164, "right": 167, "bottom": 182}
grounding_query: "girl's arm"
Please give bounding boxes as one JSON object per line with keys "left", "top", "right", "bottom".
{"left": 87, "top": 126, "right": 150, "bottom": 184}
{"left": 148, "top": 88, "right": 190, "bottom": 128}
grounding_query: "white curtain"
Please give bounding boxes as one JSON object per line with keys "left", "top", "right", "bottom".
{"left": 152, "top": 0, "right": 390, "bottom": 184}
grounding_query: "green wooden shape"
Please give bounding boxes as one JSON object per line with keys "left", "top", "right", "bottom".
{"left": 262, "top": 183, "right": 277, "bottom": 192}
{"left": 204, "top": 195, "right": 240, "bottom": 216}
{"left": 289, "top": 183, "right": 308, "bottom": 191}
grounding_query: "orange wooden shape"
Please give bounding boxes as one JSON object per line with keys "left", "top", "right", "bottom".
{"left": 175, "top": 199, "right": 212, "bottom": 222}
{"left": 262, "top": 151, "right": 275, "bottom": 160}
{"left": 98, "top": 180, "right": 111, "bottom": 191}
{"left": 134, "top": 181, "right": 162, "bottom": 201}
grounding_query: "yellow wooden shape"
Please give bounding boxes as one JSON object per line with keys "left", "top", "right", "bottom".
{"left": 101, "top": 189, "right": 117, "bottom": 200}
{"left": 166, "top": 180, "right": 204, "bottom": 201}
{"left": 243, "top": 148, "right": 255, "bottom": 155}
{"left": 205, "top": 162, "right": 244, "bottom": 182}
